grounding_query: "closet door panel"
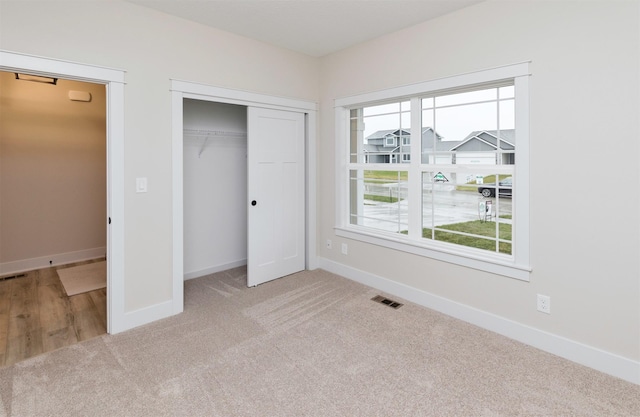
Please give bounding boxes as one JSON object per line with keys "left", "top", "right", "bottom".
{"left": 247, "top": 107, "right": 305, "bottom": 287}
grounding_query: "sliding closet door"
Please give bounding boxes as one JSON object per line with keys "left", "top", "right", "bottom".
{"left": 247, "top": 107, "right": 305, "bottom": 287}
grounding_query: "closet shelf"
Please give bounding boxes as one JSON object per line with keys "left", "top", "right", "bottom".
{"left": 183, "top": 128, "right": 247, "bottom": 157}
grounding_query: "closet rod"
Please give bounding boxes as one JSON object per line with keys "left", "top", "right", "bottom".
{"left": 184, "top": 128, "right": 246, "bottom": 138}
{"left": 183, "top": 128, "right": 247, "bottom": 158}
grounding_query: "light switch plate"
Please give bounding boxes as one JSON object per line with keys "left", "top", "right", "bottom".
{"left": 136, "top": 177, "right": 148, "bottom": 193}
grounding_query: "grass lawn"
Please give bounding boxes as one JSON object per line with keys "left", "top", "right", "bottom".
{"left": 364, "top": 170, "right": 408, "bottom": 181}
{"left": 364, "top": 194, "right": 400, "bottom": 203}
{"left": 403, "top": 219, "right": 512, "bottom": 254}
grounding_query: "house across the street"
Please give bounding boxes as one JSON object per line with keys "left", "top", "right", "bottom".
{"left": 364, "top": 128, "right": 515, "bottom": 165}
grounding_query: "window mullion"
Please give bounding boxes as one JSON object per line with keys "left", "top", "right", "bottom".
{"left": 408, "top": 98, "right": 422, "bottom": 239}
{"left": 513, "top": 74, "right": 530, "bottom": 265}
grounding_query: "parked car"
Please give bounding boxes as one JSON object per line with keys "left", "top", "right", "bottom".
{"left": 478, "top": 177, "right": 512, "bottom": 197}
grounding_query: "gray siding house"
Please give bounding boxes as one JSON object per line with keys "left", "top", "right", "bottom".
{"left": 364, "top": 128, "right": 456, "bottom": 163}
{"left": 450, "top": 130, "right": 515, "bottom": 165}
{"left": 364, "top": 128, "right": 515, "bottom": 165}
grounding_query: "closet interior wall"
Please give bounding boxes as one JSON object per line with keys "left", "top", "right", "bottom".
{"left": 183, "top": 99, "right": 248, "bottom": 279}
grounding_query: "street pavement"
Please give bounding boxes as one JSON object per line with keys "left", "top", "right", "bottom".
{"left": 359, "top": 189, "right": 512, "bottom": 233}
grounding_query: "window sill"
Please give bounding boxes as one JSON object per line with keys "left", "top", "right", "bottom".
{"left": 334, "top": 226, "right": 531, "bottom": 281}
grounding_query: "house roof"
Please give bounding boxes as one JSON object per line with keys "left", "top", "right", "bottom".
{"left": 364, "top": 127, "right": 458, "bottom": 153}
{"left": 365, "top": 129, "right": 411, "bottom": 140}
{"left": 360, "top": 128, "right": 515, "bottom": 156}
{"left": 450, "top": 130, "right": 515, "bottom": 151}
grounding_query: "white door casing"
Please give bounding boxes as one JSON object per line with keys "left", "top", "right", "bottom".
{"left": 170, "top": 80, "right": 318, "bottom": 310}
{"left": 247, "top": 108, "right": 305, "bottom": 286}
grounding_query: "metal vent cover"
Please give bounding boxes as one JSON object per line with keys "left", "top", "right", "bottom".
{"left": 0, "top": 273, "right": 25, "bottom": 281}
{"left": 371, "top": 295, "right": 403, "bottom": 309}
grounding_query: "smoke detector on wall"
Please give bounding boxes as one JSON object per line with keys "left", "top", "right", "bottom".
{"left": 68, "top": 90, "right": 92, "bottom": 102}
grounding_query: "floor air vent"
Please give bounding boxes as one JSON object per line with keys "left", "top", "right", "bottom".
{"left": 0, "top": 273, "right": 26, "bottom": 281}
{"left": 371, "top": 295, "right": 403, "bottom": 309}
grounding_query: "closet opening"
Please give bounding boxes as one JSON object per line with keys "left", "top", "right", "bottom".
{"left": 171, "top": 79, "right": 318, "bottom": 313}
{"left": 183, "top": 100, "right": 248, "bottom": 280}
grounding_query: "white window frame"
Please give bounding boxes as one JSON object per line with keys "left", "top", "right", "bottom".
{"left": 384, "top": 135, "right": 395, "bottom": 147}
{"left": 402, "top": 136, "right": 410, "bottom": 146}
{"left": 334, "top": 63, "right": 531, "bottom": 281}
{"left": 402, "top": 153, "right": 411, "bottom": 162}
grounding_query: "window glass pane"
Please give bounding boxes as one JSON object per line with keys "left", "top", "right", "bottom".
{"left": 350, "top": 170, "right": 408, "bottom": 233}
{"left": 422, "top": 171, "right": 512, "bottom": 254}
{"left": 349, "top": 109, "right": 362, "bottom": 163}
{"left": 363, "top": 102, "right": 400, "bottom": 117}
{"left": 350, "top": 101, "right": 411, "bottom": 164}
{"left": 499, "top": 99, "right": 515, "bottom": 131}
{"left": 420, "top": 108, "right": 435, "bottom": 164}
{"left": 435, "top": 101, "right": 497, "bottom": 142}
{"left": 499, "top": 85, "right": 515, "bottom": 99}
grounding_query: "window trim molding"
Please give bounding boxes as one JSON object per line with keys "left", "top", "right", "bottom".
{"left": 335, "top": 62, "right": 530, "bottom": 108}
{"left": 334, "top": 62, "right": 531, "bottom": 281}
{"left": 335, "top": 226, "right": 531, "bottom": 280}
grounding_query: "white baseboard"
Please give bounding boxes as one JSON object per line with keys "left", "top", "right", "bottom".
{"left": 0, "top": 247, "right": 106, "bottom": 276}
{"left": 319, "top": 257, "right": 640, "bottom": 385}
{"left": 112, "top": 259, "right": 249, "bottom": 334}
{"left": 183, "top": 259, "right": 247, "bottom": 281}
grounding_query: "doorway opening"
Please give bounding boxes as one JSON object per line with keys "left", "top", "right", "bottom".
{"left": 0, "top": 50, "right": 126, "bottom": 335}
{"left": 0, "top": 71, "right": 107, "bottom": 364}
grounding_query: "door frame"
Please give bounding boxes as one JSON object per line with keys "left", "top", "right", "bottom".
{"left": 0, "top": 50, "right": 127, "bottom": 333}
{"left": 170, "top": 79, "right": 318, "bottom": 312}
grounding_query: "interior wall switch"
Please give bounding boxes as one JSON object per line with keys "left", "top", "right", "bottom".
{"left": 136, "top": 177, "right": 148, "bottom": 193}
{"left": 341, "top": 243, "right": 348, "bottom": 255}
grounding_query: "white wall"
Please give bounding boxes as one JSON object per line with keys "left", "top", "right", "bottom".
{"left": 0, "top": 72, "right": 106, "bottom": 273}
{"left": 319, "top": 0, "right": 639, "bottom": 366}
{"left": 183, "top": 100, "right": 247, "bottom": 278}
{"left": 0, "top": 0, "right": 319, "bottom": 311}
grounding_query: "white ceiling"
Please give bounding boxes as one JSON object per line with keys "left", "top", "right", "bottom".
{"left": 126, "top": 0, "right": 483, "bottom": 57}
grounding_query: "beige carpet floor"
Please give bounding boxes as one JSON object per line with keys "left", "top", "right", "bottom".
{"left": 0, "top": 267, "right": 637, "bottom": 416}
{"left": 57, "top": 261, "right": 107, "bottom": 296}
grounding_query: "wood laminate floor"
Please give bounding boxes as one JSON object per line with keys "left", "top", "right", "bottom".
{"left": 0, "top": 259, "right": 106, "bottom": 367}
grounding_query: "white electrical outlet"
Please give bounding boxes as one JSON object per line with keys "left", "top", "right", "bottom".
{"left": 537, "top": 294, "right": 551, "bottom": 314}
{"left": 341, "top": 243, "right": 348, "bottom": 255}
{"left": 326, "top": 239, "right": 332, "bottom": 250}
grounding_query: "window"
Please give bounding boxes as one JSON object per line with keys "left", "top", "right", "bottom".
{"left": 336, "top": 63, "right": 530, "bottom": 280}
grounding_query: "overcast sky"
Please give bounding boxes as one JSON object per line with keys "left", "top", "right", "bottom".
{"left": 362, "top": 86, "right": 515, "bottom": 142}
